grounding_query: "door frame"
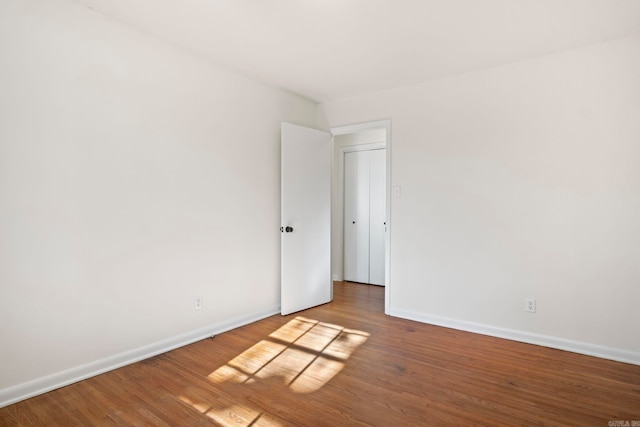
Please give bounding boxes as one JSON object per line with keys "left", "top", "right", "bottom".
{"left": 331, "top": 119, "right": 391, "bottom": 315}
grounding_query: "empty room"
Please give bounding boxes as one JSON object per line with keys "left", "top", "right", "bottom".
{"left": 1, "top": 0, "right": 639, "bottom": 425}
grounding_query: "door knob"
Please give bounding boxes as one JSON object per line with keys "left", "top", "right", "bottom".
{"left": 285, "top": 226, "right": 294, "bottom": 233}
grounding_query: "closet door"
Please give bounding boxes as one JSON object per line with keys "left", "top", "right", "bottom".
{"left": 344, "top": 149, "right": 386, "bottom": 285}
{"left": 368, "top": 149, "right": 386, "bottom": 286}
{"left": 344, "top": 151, "right": 370, "bottom": 283}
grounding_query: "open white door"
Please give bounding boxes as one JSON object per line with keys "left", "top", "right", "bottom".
{"left": 281, "top": 123, "right": 332, "bottom": 315}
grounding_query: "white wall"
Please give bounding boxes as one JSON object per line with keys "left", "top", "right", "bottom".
{"left": 332, "top": 129, "right": 386, "bottom": 281}
{"left": 0, "top": 0, "right": 316, "bottom": 404}
{"left": 319, "top": 36, "right": 640, "bottom": 363}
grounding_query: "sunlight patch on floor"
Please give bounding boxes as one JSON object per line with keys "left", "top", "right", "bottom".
{"left": 180, "top": 316, "right": 369, "bottom": 426}
{"left": 208, "top": 316, "right": 368, "bottom": 393}
{"left": 179, "top": 396, "right": 277, "bottom": 426}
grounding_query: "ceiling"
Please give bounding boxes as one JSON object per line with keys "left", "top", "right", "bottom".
{"left": 74, "top": 0, "right": 640, "bottom": 103}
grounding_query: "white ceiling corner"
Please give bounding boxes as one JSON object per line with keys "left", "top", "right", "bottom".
{"left": 73, "top": 0, "right": 640, "bottom": 103}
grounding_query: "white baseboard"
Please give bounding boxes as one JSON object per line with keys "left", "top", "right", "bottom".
{"left": 390, "top": 308, "right": 640, "bottom": 366}
{"left": 0, "top": 306, "right": 280, "bottom": 408}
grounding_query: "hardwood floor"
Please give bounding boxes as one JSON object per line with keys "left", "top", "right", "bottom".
{"left": 1, "top": 281, "right": 639, "bottom": 426}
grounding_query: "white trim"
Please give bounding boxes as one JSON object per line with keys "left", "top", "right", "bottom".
{"left": 340, "top": 142, "right": 386, "bottom": 153}
{"left": 390, "top": 308, "right": 640, "bottom": 366}
{"left": 330, "top": 119, "right": 392, "bottom": 315}
{"left": 0, "top": 306, "right": 280, "bottom": 408}
{"left": 383, "top": 123, "right": 391, "bottom": 314}
{"left": 331, "top": 119, "right": 390, "bottom": 136}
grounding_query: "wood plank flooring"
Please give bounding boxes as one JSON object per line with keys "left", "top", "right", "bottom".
{"left": 1, "top": 281, "right": 639, "bottom": 426}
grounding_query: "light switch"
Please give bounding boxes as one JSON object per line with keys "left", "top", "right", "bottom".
{"left": 393, "top": 185, "right": 401, "bottom": 198}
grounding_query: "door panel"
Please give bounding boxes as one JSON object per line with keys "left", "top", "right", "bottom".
{"left": 281, "top": 123, "right": 332, "bottom": 315}
{"left": 344, "top": 151, "right": 370, "bottom": 283}
{"left": 369, "top": 149, "right": 386, "bottom": 286}
{"left": 343, "top": 152, "right": 358, "bottom": 282}
{"left": 354, "top": 151, "right": 370, "bottom": 282}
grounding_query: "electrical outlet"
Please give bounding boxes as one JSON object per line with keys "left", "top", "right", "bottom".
{"left": 194, "top": 296, "right": 203, "bottom": 310}
{"left": 525, "top": 298, "right": 536, "bottom": 313}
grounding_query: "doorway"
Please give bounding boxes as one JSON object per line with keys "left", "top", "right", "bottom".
{"left": 330, "top": 120, "right": 391, "bottom": 314}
